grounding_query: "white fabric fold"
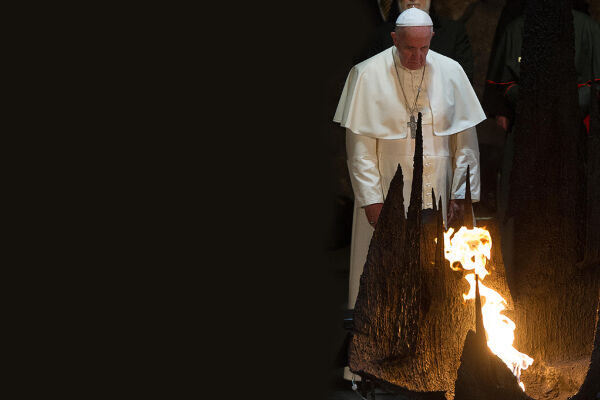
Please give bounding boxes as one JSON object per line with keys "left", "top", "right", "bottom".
{"left": 345, "top": 132, "right": 384, "bottom": 207}
{"left": 333, "top": 48, "right": 486, "bottom": 139}
{"left": 450, "top": 126, "right": 480, "bottom": 201}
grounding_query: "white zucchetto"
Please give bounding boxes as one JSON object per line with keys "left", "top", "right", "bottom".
{"left": 395, "top": 7, "right": 433, "bottom": 27}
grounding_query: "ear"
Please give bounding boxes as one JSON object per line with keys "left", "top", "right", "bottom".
{"left": 391, "top": 31, "right": 397, "bottom": 45}
{"left": 431, "top": 31, "right": 435, "bottom": 37}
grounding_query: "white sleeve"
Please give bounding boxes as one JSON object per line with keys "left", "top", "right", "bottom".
{"left": 346, "top": 129, "right": 384, "bottom": 207}
{"left": 450, "top": 126, "right": 480, "bottom": 201}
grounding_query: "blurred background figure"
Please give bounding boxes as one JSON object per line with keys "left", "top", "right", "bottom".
{"left": 481, "top": 0, "right": 599, "bottom": 290}
{"left": 358, "top": 0, "right": 474, "bottom": 82}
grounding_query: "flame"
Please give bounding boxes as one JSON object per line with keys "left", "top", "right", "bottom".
{"left": 444, "top": 226, "right": 534, "bottom": 391}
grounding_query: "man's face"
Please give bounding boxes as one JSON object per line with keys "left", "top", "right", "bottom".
{"left": 398, "top": 0, "right": 431, "bottom": 13}
{"left": 392, "top": 26, "right": 433, "bottom": 70}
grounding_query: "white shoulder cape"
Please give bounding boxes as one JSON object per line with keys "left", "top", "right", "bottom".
{"left": 333, "top": 48, "right": 486, "bottom": 139}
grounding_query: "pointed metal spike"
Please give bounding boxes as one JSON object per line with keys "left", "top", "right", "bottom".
{"left": 407, "top": 112, "right": 423, "bottom": 221}
{"left": 464, "top": 165, "right": 474, "bottom": 229}
{"left": 475, "top": 274, "right": 487, "bottom": 343}
{"left": 438, "top": 196, "right": 444, "bottom": 231}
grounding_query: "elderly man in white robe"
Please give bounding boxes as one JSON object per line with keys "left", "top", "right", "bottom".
{"left": 333, "top": 7, "right": 486, "bottom": 382}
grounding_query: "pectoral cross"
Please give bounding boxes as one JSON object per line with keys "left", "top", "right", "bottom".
{"left": 408, "top": 114, "right": 417, "bottom": 138}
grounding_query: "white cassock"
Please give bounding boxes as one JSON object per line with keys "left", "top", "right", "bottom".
{"left": 333, "top": 47, "right": 486, "bottom": 311}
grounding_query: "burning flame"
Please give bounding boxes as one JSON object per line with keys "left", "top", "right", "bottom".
{"left": 444, "top": 226, "right": 534, "bottom": 391}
